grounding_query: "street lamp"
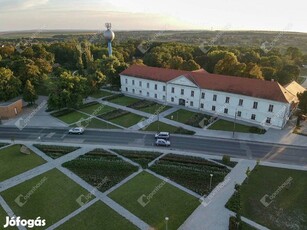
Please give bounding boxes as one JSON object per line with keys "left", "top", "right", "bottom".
{"left": 209, "top": 174, "right": 213, "bottom": 190}
{"left": 165, "top": 217, "right": 169, "bottom": 230}
{"left": 232, "top": 110, "right": 237, "bottom": 138}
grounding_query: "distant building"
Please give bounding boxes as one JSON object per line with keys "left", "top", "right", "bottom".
{"left": 0, "top": 98, "right": 23, "bottom": 119}
{"left": 120, "top": 65, "right": 306, "bottom": 129}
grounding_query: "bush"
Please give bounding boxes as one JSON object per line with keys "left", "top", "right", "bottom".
{"left": 249, "top": 126, "right": 266, "bottom": 134}
{"left": 51, "top": 108, "right": 74, "bottom": 117}
{"left": 229, "top": 216, "right": 242, "bottom": 230}
{"left": 174, "top": 127, "right": 195, "bottom": 135}
{"left": 222, "top": 155, "right": 231, "bottom": 165}
{"left": 128, "top": 100, "right": 155, "bottom": 109}
{"left": 98, "top": 109, "right": 129, "bottom": 120}
{"left": 226, "top": 189, "right": 241, "bottom": 213}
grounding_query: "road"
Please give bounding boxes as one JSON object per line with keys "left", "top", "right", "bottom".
{"left": 0, "top": 126, "right": 306, "bottom": 166}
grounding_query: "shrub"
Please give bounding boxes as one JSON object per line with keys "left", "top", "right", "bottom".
{"left": 229, "top": 216, "right": 242, "bottom": 230}
{"left": 51, "top": 108, "right": 74, "bottom": 117}
{"left": 98, "top": 109, "right": 129, "bottom": 120}
{"left": 226, "top": 189, "right": 241, "bottom": 213}
{"left": 222, "top": 155, "right": 231, "bottom": 165}
{"left": 249, "top": 126, "right": 266, "bottom": 134}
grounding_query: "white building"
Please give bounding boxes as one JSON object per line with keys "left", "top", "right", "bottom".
{"left": 120, "top": 65, "right": 305, "bottom": 129}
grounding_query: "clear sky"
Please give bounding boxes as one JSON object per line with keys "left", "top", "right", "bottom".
{"left": 0, "top": 0, "right": 306, "bottom": 32}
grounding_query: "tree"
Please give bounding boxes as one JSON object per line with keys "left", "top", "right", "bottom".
{"left": 23, "top": 80, "right": 38, "bottom": 104}
{"left": 182, "top": 59, "right": 201, "bottom": 71}
{"left": 0, "top": 67, "right": 21, "bottom": 101}
{"left": 169, "top": 56, "right": 184, "bottom": 69}
{"left": 261, "top": 67, "right": 277, "bottom": 81}
{"left": 241, "top": 63, "right": 263, "bottom": 80}
{"left": 214, "top": 53, "right": 246, "bottom": 76}
{"left": 205, "top": 50, "right": 231, "bottom": 73}
{"left": 277, "top": 64, "right": 300, "bottom": 85}
{"left": 298, "top": 91, "right": 307, "bottom": 114}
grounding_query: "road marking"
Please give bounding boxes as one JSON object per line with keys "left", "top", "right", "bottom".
{"left": 46, "top": 132, "right": 56, "bottom": 138}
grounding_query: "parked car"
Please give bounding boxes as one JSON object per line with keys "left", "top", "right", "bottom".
{"left": 68, "top": 127, "right": 84, "bottom": 134}
{"left": 154, "top": 131, "right": 170, "bottom": 140}
{"left": 155, "top": 139, "right": 171, "bottom": 147}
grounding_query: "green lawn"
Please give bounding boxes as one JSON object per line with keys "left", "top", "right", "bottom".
{"left": 138, "top": 103, "right": 171, "bottom": 114}
{"left": 0, "top": 169, "right": 93, "bottom": 228}
{"left": 56, "top": 201, "right": 138, "bottom": 230}
{"left": 0, "top": 145, "right": 46, "bottom": 182}
{"left": 109, "top": 113, "right": 145, "bottom": 128}
{"left": 0, "top": 206, "right": 18, "bottom": 230}
{"left": 78, "top": 103, "right": 115, "bottom": 116}
{"left": 143, "top": 121, "right": 195, "bottom": 135}
{"left": 108, "top": 171, "right": 199, "bottom": 230}
{"left": 55, "top": 111, "right": 89, "bottom": 125}
{"left": 90, "top": 90, "right": 113, "bottom": 99}
{"left": 166, "top": 109, "right": 199, "bottom": 123}
{"left": 208, "top": 119, "right": 266, "bottom": 134}
{"left": 109, "top": 96, "right": 141, "bottom": 106}
{"left": 226, "top": 166, "right": 307, "bottom": 229}
{"left": 73, "top": 118, "right": 120, "bottom": 129}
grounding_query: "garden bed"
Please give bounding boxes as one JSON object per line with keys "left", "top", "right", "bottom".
{"left": 33, "top": 144, "right": 79, "bottom": 159}
{"left": 150, "top": 154, "right": 230, "bottom": 195}
{"left": 62, "top": 149, "right": 139, "bottom": 192}
{"left": 111, "top": 150, "right": 162, "bottom": 168}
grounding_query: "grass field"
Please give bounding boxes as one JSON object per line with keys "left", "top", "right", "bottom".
{"left": 143, "top": 121, "right": 195, "bottom": 135}
{"left": 208, "top": 119, "right": 265, "bottom": 134}
{"left": 166, "top": 109, "right": 199, "bottom": 123}
{"left": 72, "top": 117, "right": 120, "bottom": 129}
{"left": 0, "top": 145, "right": 46, "bottom": 182}
{"left": 138, "top": 103, "right": 171, "bottom": 114}
{"left": 0, "top": 169, "right": 93, "bottom": 228}
{"left": 108, "top": 171, "right": 199, "bottom": 229}
{"left": 90, "top": 90, "right": 113, "bottom": 99}
{"left": 108, "top": 96, "right": 141, "bottom": 106}
{"left": 109, "top": 113, "right": 145, "bottom": 127}
{"left": 78, "top": 103, "right": 115, "bottom": 115}
{"left": 226, "top": 166, "right": 307, "bottom": 229}
{"left": 55, "top": 111, "right": 89, "bottom": 124}
{"left": 57, "top": 201, "right": 138, "bottom": 230}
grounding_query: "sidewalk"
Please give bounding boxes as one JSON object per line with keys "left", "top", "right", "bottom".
{"left": 179, "top": 160, "right": 256, "bottom": 230}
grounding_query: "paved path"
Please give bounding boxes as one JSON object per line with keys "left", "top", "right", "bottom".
{"left": 179, "top": 160, "right": 256, "bottom": 230}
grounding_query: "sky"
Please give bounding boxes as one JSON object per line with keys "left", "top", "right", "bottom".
{"left": 0, "top": 0, "right": 306, "bottom": 32}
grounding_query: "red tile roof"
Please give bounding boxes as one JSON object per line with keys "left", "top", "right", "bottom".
{"left": 120, "top": 65, "right": 293, "bottom": 103}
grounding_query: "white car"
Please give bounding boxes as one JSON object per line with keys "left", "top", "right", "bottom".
{"left": 155, "top": 139, "right": 171, "bottom": 147}
{"left": 154, "top": 132, "right": 170, "bottom": 140}
{"left": 68, "top": 127, "right": 84, "bottom": 134}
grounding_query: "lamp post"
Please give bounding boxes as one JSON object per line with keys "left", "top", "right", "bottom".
{"left": 158, "top": 113, "right": 160, "bottom": 132}
{"left": 232, "top": 110, "right": 237, "bottom": 138}
{"left": 165, "top": 217, "right": 169, "bottom": 230}
{"left": 209, "top": 174, "right": 213, "bottom": 190}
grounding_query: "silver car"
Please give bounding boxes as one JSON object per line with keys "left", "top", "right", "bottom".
{"left": 68, "top": 127, "right": 84, "bottom": 134}
{"left": 154, "top": 131, "right": 170, "bottom": 140}
{"left": 155, "top": 139, "right": 171, "bottom": 147}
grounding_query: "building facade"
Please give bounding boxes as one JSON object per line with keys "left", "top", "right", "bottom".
{"left": 0, "top": 98, "right": 22, "bottom": 119}
{"left": 120, "top": 65, "right": 303, "bottom": 129}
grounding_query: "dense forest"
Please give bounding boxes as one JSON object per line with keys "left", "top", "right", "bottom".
{"left": 0, "top": 30, "right": 307, "bottom": 110}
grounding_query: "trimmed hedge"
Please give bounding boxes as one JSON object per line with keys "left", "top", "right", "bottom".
{"left": 33, "top": 144, "right": 79, "bottom": 159}
{"left": 98, "top": 109, "right": 129, "bottom": 120}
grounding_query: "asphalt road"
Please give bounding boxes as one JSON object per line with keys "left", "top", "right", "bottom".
{"left": 0, "top": 126, "right": 306, "bottom": 166}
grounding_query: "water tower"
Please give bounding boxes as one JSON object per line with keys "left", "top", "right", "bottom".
{"left": 103, "top": 23, "right": 115, "bottom": 56}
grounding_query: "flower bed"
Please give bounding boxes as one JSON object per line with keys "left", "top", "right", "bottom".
{"left": 62, "top": 149, "right": 138, "bottom": 192}
{"left": 33, "top": 144, "right": 80, "bottom": 159}
{"left": 150, "top": 154, "right": 230, "bottom": 195}
{"left": 98, "top": 109, "right": 129, "bottom": 120}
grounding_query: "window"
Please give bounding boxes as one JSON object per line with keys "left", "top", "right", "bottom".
{"left": 147, "top": 82, "right": 149, "bottom": 88}
{"left": 155, "top": 84, "right": 157, "bottom": 90}
{"left": 139, "top": 81, "right": 142, "bottom": 87}
{"left": 237, "top": 111, "right": 241, "bottom": 117}
{"left": 171, "top": 97, "right": 174, "bottom": 102}
{"left": 132, "top": 80, "right": 135, "bottom": 85}
{"left": 171, "top": 87, "right": 175, "bottom": 93}
{"left": 191, "top": 91, "right": 194, "bottom": 97}
{"left": 251, "top": 114, "right": 256, "bottom": 120}
{"left": 253, "top": 102, "right": 258, "bottom": 109}
{"left": 200, "top": 103, "right": 204, "bottom": 109}
{"left": 239, "top": 99, "right": 243, "bottom": 106}
{"left": 268, "top": 104, "right": 274, "bottom": 112}
{"left": 139, "top": 90, "right": 142, "bottom": 94}
{"left": 147, "top": 92, "right": 149, "bottom": 97}
{"left": 125, "top": 87, "right": 128, "bottom": 92}
{"left": 155, "top": 94, "right": 157, "bottom": 98}
{"left": 201, "top": 92, "right": 205, "bottom": 99}
{"left": 181, "top": 89, "right": 184, "bottom": 95}
{"left": 125, "top": 78, "right": 128, "bottom": 84}
{"left": 213, "top": 95, "right": 217, "bottom": 101}
{"left": 212, "top": 106, "right": 216, "bottom": 111}
{"left": 266, "top": 117, "right": 271, "bottom": 123}
{"left": 163, "top": 86, "right": 166, "bottom": 91}
{"left": 132, "top": 89, "right": 135, "bottom": 94}
{"left": 163, "top": 95, "right": 166, "bottom": 100}
{"left": 224, "top": 108, "right": 228, "bottom": 114}
{"left": 190, "top": 101, "right": 193, "bottom": 107}
{"left": 225, "top": 97, "right": 230, "bottom": 103}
